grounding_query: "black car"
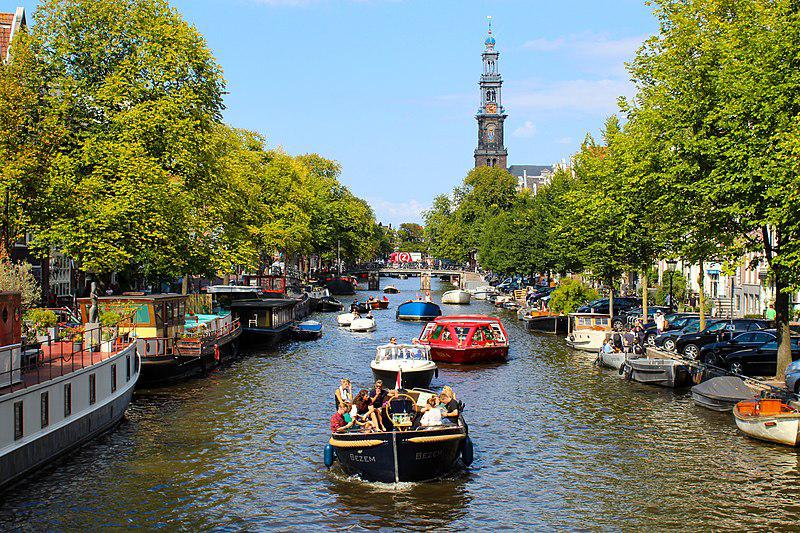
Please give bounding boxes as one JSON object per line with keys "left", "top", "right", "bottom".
{"left": 723, "top": 337, "right": 800, "bottom": 376}
{"left": 675, "top": 319, "right": 771, "bottom": 359}
{"left": 698, "top": 330, "right": 777, "bottom": 366}
{"left": 654, "top": 321, "right": 708, "bottom": 351}
{"left": 527, "top": 286, "right": 555, "bottom": 304}
{"left": 645, "top": 314, "right": 702, "bottom": 347}
{"left": 577, "top": 297, "right": 641, "bottom": 328}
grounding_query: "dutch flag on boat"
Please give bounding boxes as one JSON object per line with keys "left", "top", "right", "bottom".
{"left": 396, "top": 366, "right": 402, "bottom": 391}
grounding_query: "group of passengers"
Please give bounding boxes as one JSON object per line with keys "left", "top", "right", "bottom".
{"left": 330, "top": 378, "right": 459, "bottom": 434}
{"left": 602, "top": 323, "right": 646, "bottom": 356}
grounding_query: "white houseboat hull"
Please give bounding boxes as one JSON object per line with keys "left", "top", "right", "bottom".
{"left": 0, "top": 343, "right": 139, "bottom": 490}
{"left": 566, "top": 330, "right": 606, "bottom": 352}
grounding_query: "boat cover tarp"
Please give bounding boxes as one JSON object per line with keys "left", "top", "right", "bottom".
{"left": 691, "top": 376, "right": 756, "bottom": 401}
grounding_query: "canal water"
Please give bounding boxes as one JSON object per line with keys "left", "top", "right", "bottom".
{"left": 2, "top": 277, "right": 800, "bottom": 530}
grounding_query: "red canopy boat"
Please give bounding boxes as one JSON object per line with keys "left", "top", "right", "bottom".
{"left": 418, "top": 315, "right": 509, "bottom": 364}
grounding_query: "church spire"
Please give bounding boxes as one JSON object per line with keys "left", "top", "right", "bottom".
{"left": 474, "top": 17, "right": 508, "bottom": 169}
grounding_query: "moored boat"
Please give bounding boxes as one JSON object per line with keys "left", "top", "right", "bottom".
{"left": 621, "top": 357, "right": 691, "bottom": 388}
{"left": 318, "top": 295, "right": 344, "bottom": 312}
{"left": 228, "top": 299, "right": 296, "bottom": 347}
{"left": 597, "top": 349, "right": 629, "bottom": 371}
{"left": 734, "top": 399, "right": 800, "bottom": 446}
{"left": 355, "top": 298, "right": 390, "bottom": 313}
{"left": 525, "top": 313, "right": 568, "bottom": 335}
{"left": 566, "top": 313, "right": 610, "bottom": 352}
{"left": 384, "top": 285, "right": 400, "bottom": 294}
{"left": 0, "top": 291, "right": 140, "bottom": 490}
{"left": 442, "top": 290, "right": 471, "bottom": 305}
{"left": 324, "top": 276, "right": 357, "bottom": 296}
{"left": 396, "top": 300, "right": 442, "bottom": 322}
{"left": 691, "top": 376, "right": 757, "bottom": 412}
{"left": 291, "top": 320, "right": 323, "bottom": 340}
{"left": 325, "top": 388, "right": 472, "bottom": 482}
{"left": 470, "top": 285, "right": 497, "bottom": 300}
{"left": 371, "top": 344, "right": 437, "bottom": 390}
{"left": 418, "top": 315, "right": 509, "bottom": 364}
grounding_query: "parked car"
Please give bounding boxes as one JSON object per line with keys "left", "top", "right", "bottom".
{"left": 725, "top": 337, "right": 800, "bottom": 377}
{"left": 576, "top": 297, "right": 641, "bottom": 328}
{"left": 675, "top": 319, "right": 771, "bottom": 359}
{"left": 527, "top": 286, "right": 555, "bottom": 304}
{"left": 654, "top": 322, "right": 707, "bottom": 352}
{"left": 699, "top": 330, "right": 777, "bottom": 366}
{"left": 784, "top": 357, "right": 800, "bottom": 393}
{"left": 644, "top": 314, "right": 702, "bottom": 346}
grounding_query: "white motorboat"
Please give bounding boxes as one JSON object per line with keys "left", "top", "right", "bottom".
{"left": 598, "top": 349, "right": 628, "bottom": 371}
{"left": 337, "top": 313, "right": 355, "bottom": 327}
{"left": 350, "top": 317, "right": 377, "bottom": 332}
{"left": 565, "top": 313, "right": 610, "bottom": 352}
{"left": 471, "top": 285, "right": 497, "bottom": 300}
{"left": 370, "top": 344, "right": 437, "bottom": 389}
{"left": 442, "top": 289, "right": 471, "bottom": 305}
{"left": 734, "top": 399, "right": 800, "bottom": 446}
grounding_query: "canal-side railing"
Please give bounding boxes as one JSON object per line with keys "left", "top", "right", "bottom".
{"left": 0, "top": 326, "right": 133, "bottom": 394}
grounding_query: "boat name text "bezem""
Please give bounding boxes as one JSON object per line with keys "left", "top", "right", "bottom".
{"left": 349, "top": 454, "right": 377, "bottom": 463}
{"left": 415, "top": 450, "right": 443, "bottom": 460}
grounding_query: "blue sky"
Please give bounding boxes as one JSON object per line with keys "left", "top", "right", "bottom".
{"left": 9, "top": 0, "right": 658, "bottom": 225}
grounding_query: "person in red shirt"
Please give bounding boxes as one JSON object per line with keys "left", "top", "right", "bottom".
{"left": 330, "top": 403, "right": 353, "bottom": 433}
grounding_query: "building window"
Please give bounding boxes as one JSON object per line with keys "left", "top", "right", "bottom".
{"left": 111, "top": 364, "right": 117, "bottom": 393}
{"left": 126, "top": 355, "right": 131, "bottom": 382}
{"left": 64, "top": 383, "right": 72, "bottom": 417}
{"left": 89, "top": 373, "right": 96, "bottom": 405}
{"left": 41, "top": 392, "right": 49, "bottom": 428}
{"left": 13, "top": 401, "right": 23, "bottom": 440}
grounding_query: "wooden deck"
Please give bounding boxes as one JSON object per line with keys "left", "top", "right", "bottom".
{"left": 0, "top": 341, "right": 131, "bottom": 395}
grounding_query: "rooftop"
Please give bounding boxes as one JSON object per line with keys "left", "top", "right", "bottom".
{"left": 508, "top": 165, "right": 554, "bottom": 177}
{"left": 0, "top": 8, "right": 25, "bottom": 63}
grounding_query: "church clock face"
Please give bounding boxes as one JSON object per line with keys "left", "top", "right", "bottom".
{"left": 486, "top": 123, "right": 496, "bottom": 142}
{"left": 486, "top": 103, "right": 497, "bottom": 114}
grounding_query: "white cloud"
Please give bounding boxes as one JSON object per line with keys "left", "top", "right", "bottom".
{"left": 369, "top": 197, "right": 428, "bottom": 225}
{"left": 523, "top": 32, "right": 645, "bottom": 60}
{"left": 505, "top": 78, "right": 633, "bottom": 115}
{"left": 251, "top": 0, "right": 400, "bottom": 5}
{"left": 513, "top": 121, "right": 537, "bottom": 138}
{"left": 556, "top": 136, "right": 573, "bottom": 145}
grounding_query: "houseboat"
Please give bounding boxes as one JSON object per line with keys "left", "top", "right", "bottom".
{"left": 78, "top": 294, "right": 240, "bottom": 386}
{"left": 524, "top": 311, "right": 568, "bottom": 335}
{"left": 324, "top": 388, "right": 472, "bottom": 482}
{"left": 565, "top": 312, "right": 611, "bottom": 352}
{"left": 0, "top": 292, "right": 139, "bottom": 490}
{"left": 418, "top": 315, "right": 509, "bottom": 364}
{"left": 229, "top": 299, "right": 297, "bottom": 346}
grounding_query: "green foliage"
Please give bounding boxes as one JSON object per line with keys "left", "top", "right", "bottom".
{"left": 24, "top": 308, "right": 57, "bottom": 334}
{"left": 396, "top": 223, "right": 424, "bottom": 252}
{"left": 653, "top": 271, "right": 687, "bottom": 307}
{"left": 0, "top": 259, "right": 40, "bottom": 310}
{"left": 99, "top": 310, "right": 122, "bottom": 328}
{"left": 548, "top": 278, "right": 600, "bottom": 316}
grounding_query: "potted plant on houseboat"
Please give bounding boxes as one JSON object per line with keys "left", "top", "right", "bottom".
{"left": 24, "top": 308, "right": 58, "bottom": 344}
{"left": 99, "top": 310, "right": 121, "bottom": 352}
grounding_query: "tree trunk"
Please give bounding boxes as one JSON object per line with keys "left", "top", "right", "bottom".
{"left": 698, "top": 258, "right": 706, "bottom": 331}
{"left": 774, "top": 263, "right": 792, "bottom": 378}
{"left": 222, "top": 273, "right": 230, "bottom": 285}
{"left": 40, "top": 252, "right": 51, "bottom": 306}
{"left": 181, "top": 274, "right": 189, "bottom": 295}
{"left": 641, "top": 270, "right": 649, "bottom": 324}
{"left": 608, "top": 277, "right": 615, "bottom": 330}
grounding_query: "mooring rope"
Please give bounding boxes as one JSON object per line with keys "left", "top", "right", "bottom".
{"left": 406, "top": 434, "right": 465, "bottom": 444}
{"left": 328, "top": 437, "right": 384, "bottom": 448}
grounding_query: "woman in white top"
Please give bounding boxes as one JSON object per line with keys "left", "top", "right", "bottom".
{"left": 419, "top": 396, "right": 442, "bottom": 427}
{"left": 334, "top": 378, "right": 353, "bottom": 409}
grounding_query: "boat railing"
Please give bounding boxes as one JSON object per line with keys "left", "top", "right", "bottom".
{"left": 0, "top": 326, "right": 134, "bottom": 395}
{"left": 180, "top": 317, "right": 240, "bottom": 342}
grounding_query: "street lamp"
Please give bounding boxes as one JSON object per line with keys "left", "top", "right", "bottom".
{"left": 666, "top": 259, "right": 678, "bottom": 313}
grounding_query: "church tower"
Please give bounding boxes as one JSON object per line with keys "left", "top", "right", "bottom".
{"left": 474, "top": 17, "right": 508, "bottom": 169}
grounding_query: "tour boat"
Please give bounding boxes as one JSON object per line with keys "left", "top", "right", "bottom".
{"left": 78, "top": 294, "right": 241, "bottom": 386}
{"left": 734, "top": 399, "right": 800, "bottom": 446}
{"left": 566, "top": 313, "right": 611, "bottom": 352}
{"left": 442, "top": 290, "right": 471, "bottom": 305}
{"left": 349, "top": 317, "right": 377, "bottom": 333}
{"left": 620, "top": 357, "right": 691, "bottom": 388}
{"left": 325, "top": 388, "right": 473, "bottom": 482}
{"left": 318, "top": 295, "right": 344, "bottom": 312}
{"left": 383, "top": 285, "right": 400, "bottom": 294}
{"left": 0, "top": 291, "right": 140, "bottom": 490}
{"left": 691, "top": 376, "right": 757, "bottom": 412}
{"left": 418, "top": 315, "right": 509, "bottom": 364}
{"left": 370, "top": 344, "right": 437, "bottom": 390}
{"left": 396, "top": 300, "right": 442, "bottom": 322}
{"left": 291, "top": 320, "right": 323, "bottom": 341}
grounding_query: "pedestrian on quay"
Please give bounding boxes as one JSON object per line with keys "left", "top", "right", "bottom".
{"left": 655, "top": 311, "right": 666, "bottom": 334}
{"left": 623, "top": 328, "right": 635, "bottom": 354}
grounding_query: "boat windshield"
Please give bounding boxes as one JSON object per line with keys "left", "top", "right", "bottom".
{"left": 453, "top": 327, "right": 470, "bottom": 342}
{"left": 375, "top": 344, "right": 431, "bottom": 361}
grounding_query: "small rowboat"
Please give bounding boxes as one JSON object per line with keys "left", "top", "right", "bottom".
{"left": 442, "top": 290, "right": 471, "bottom": 305}
{"left": 621, "top": 358, "right": 691, "bottom": 388}
{"left": 384, "top": 285, "right": 400, "bottom": 294}
{"left": 396, "top": 301, "right": 442, "bottom": 322}
{"left": 350, "top": 317, "right": 377, "bottom": 332}
{"left": 734, "top": 399, "right": 800, "bottom": 446}
{"left": 291, "top": 320, "right": 323, "bottom": 341}
{"left": 355, "top": 299, "right": 390, "bottom": 313}
{"left": 691, "top": 376, "right": 757, "bottom": 412}
{"left": 337, "top": 313, "right": 355, "bottom": 327}
{"left": 318, "top": 296, "right": 344, "bottom": 312}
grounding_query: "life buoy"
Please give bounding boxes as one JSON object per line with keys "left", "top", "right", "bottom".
{"left": 214, "top": 343, "right": 220, "bottom": 361}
